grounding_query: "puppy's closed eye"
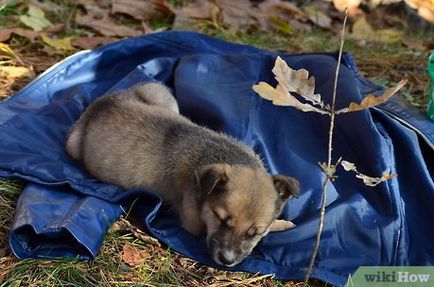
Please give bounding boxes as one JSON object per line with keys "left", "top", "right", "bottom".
{"left": 246, "top": 226, "right": 257, "bottom": 237}
{"left": 213, "top": 208, "right": 234, "bottom": 228}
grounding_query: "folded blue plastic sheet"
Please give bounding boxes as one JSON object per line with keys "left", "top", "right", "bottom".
{"left": 1, "top": 31, "right": 433, "bottom": 286}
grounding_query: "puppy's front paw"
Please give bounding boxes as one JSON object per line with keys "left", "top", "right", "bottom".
{"left": 269, "top": 219, "right": 296, "bottom": 232}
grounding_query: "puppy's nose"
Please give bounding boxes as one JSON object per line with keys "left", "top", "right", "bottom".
{"left": 218, "top": 250, "right": 236, "bottom": 266}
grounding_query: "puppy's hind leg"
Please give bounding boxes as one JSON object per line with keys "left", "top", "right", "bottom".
{"left": 129, "top": 82, "right": 179, "bottom": 114}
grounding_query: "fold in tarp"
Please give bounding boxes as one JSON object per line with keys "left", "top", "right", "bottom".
{"left": 1, "top": 31, "right": 433, "bottom": 287}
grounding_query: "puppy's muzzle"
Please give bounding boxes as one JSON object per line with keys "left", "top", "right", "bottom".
{"left": 208, "top": 237, "right": 244, "bottom": 267}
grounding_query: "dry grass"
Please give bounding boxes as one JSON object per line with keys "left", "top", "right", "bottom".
{"left": 1, "top": 176, "right": 312, "bottom": 286}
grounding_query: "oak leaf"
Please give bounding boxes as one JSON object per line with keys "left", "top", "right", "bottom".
{"left": 253, "top": 56, "right": 327, "bottom": 114}
{"left": 272, "top": 56, "right": 324, "bottom": 108}
{"left": 337, "top": 79, "right": 407, "bottom": 114}
{"left": 341, "top": 160, "right": 396, "bottom": 187}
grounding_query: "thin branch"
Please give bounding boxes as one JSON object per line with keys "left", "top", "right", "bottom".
{"left": 304, "top": 177, "right": 330, "bottom": 284}
{"left": 327, "top": 9, "right": 348, "bottom": 166}
{"left": 304, "top": 9, "right": 349, "bottom": 285}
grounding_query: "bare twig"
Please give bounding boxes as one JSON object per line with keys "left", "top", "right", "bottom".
{"left": 304, "top": 9, "right": 349, "bottom": 285}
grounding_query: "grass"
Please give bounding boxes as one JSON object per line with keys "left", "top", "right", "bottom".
{"left": 0, "top": 1, "right": 433, "bottom": 286}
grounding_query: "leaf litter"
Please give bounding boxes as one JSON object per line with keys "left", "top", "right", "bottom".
{"left": 19, "top": 4, "right": 53, "bottom": 32}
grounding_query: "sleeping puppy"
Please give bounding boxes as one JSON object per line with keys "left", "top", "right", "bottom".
{"left": 66, "top": 82, "right": 300, "bottom": 266}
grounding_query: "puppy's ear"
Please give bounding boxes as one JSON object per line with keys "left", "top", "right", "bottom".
{"left": 195, "top": 164, "right": 229, "bottom": 195}
{"left": 272, "top": 175, "right": 300, "bottom": 201}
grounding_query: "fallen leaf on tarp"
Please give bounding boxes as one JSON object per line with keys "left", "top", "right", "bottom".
{"left": 75, "top": 13, "right": 141, "bottom": 37}
{"left": 0, "top": 66, "right": 35, "bottom": 79}
{"left": 0, "top": 28, "right": 40, "bottom": 43}
{"left": 336, "top": 79, "right": 407, "bottom": 113}
{"left": 111, "top": 0, "right": 174, "bottom": 21}
{"left": 351, "top": 17, "right": 402, "bottom": 43}
{"left": 19, "top": 4, "right": 53, "bottom": 32}
{"left": 71, "top": 36, "right": 118, "bottom": 49}
{"left": 121, "top": 244, "right": 150, "bottom": 267}
{"left": 41, "top": 34, "right": 74, "bottom": 51}
{"left": 304, "top": 5, "right": 332, "bottom": 29}
{"left": 341, "top": 160, "right": 397, "bottom": 187}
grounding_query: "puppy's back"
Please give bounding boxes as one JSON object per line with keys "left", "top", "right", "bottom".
{"left": 66, "top": 82, "right": 178, "bottom": 162}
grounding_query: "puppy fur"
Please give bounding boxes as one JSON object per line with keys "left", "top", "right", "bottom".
{"left": 66, "top": 82, "right": 299, "bottom": 266}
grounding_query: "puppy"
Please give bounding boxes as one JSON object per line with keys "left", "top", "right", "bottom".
{"left": 66, "top": 82, "right": 300, "bottom": 266}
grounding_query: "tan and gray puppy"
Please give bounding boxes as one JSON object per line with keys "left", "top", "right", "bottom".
{"left": 66, "top": 82, "right": 300, "bottom": 266}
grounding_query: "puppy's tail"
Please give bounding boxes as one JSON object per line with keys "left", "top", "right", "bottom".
{"left": 127, "top": 82, "right": 179, "bottom": 114}
{"left": 66, "top": 122, "right": 84, "bottom": 161}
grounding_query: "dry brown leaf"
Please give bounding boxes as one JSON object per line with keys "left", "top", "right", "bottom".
{"left": 44, "top": 23, "right": 65, "bottom": 34}
{"left": 332, "top": 0, "right": 362, "bottom": 15}
{"left": 75, "top": 13, "right": 142, "bottom": 37}
{"left": 173, "top": 0, "right": 220, "bottom": 28}
{"left": 41, "top": 34, "right": 74, "bottom": 51}
{"left": 0, "top": 28, "right": 40, "bottom": 43}
{"left": 121, "top": 244, "right": 150, "bottom": 267}
{"left": 253, "top": 82, "right": 327, "bottom": 114}
{"left": 337, "top": 79, "right": 407, "bottom": 113}
{"left": 0, "top": 66, "right": 35, "bottom": 79}
{"left": 341, "top": 160, "right": 397, "bottom": 187}
{"left": 405, "top": 0, "right": 434, "bottom": 23}
{"left": 255, "top": 0, "right": 307, "bottom": 32}
{"left": 71, "top": 37, "right": 118, "bottom": 50}
{"left": 77, "top": 0, "right": 109, "bottom": 17}
{"left": 217, "top": 0, "right": 254, "bottom": 29}
{"left": 253, "top": 57, "right": 328, "bottom": 114}
{"left": 304, "top": 5, "right": 332, "bottom": 29}
{"left": 111, "top": 0, "right": 174, "bottom": 21}
{"left": 257, "top": 0, "right": 305, "bottom": 17}
{"left": 272, "top": 56, "right": 324, "bottom": 108}
{"left": 0, "top": 43, "right": 20, "bottom": 58}
{"left": 174, "top": 0, "right": 255, "bottom": 30}
{"left": 19, "top": 4, "right": 53, "bottom": 32}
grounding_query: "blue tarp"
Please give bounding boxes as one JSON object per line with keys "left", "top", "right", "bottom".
{"left": 1, "top": 31, "right": 433, "bottom": 286}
